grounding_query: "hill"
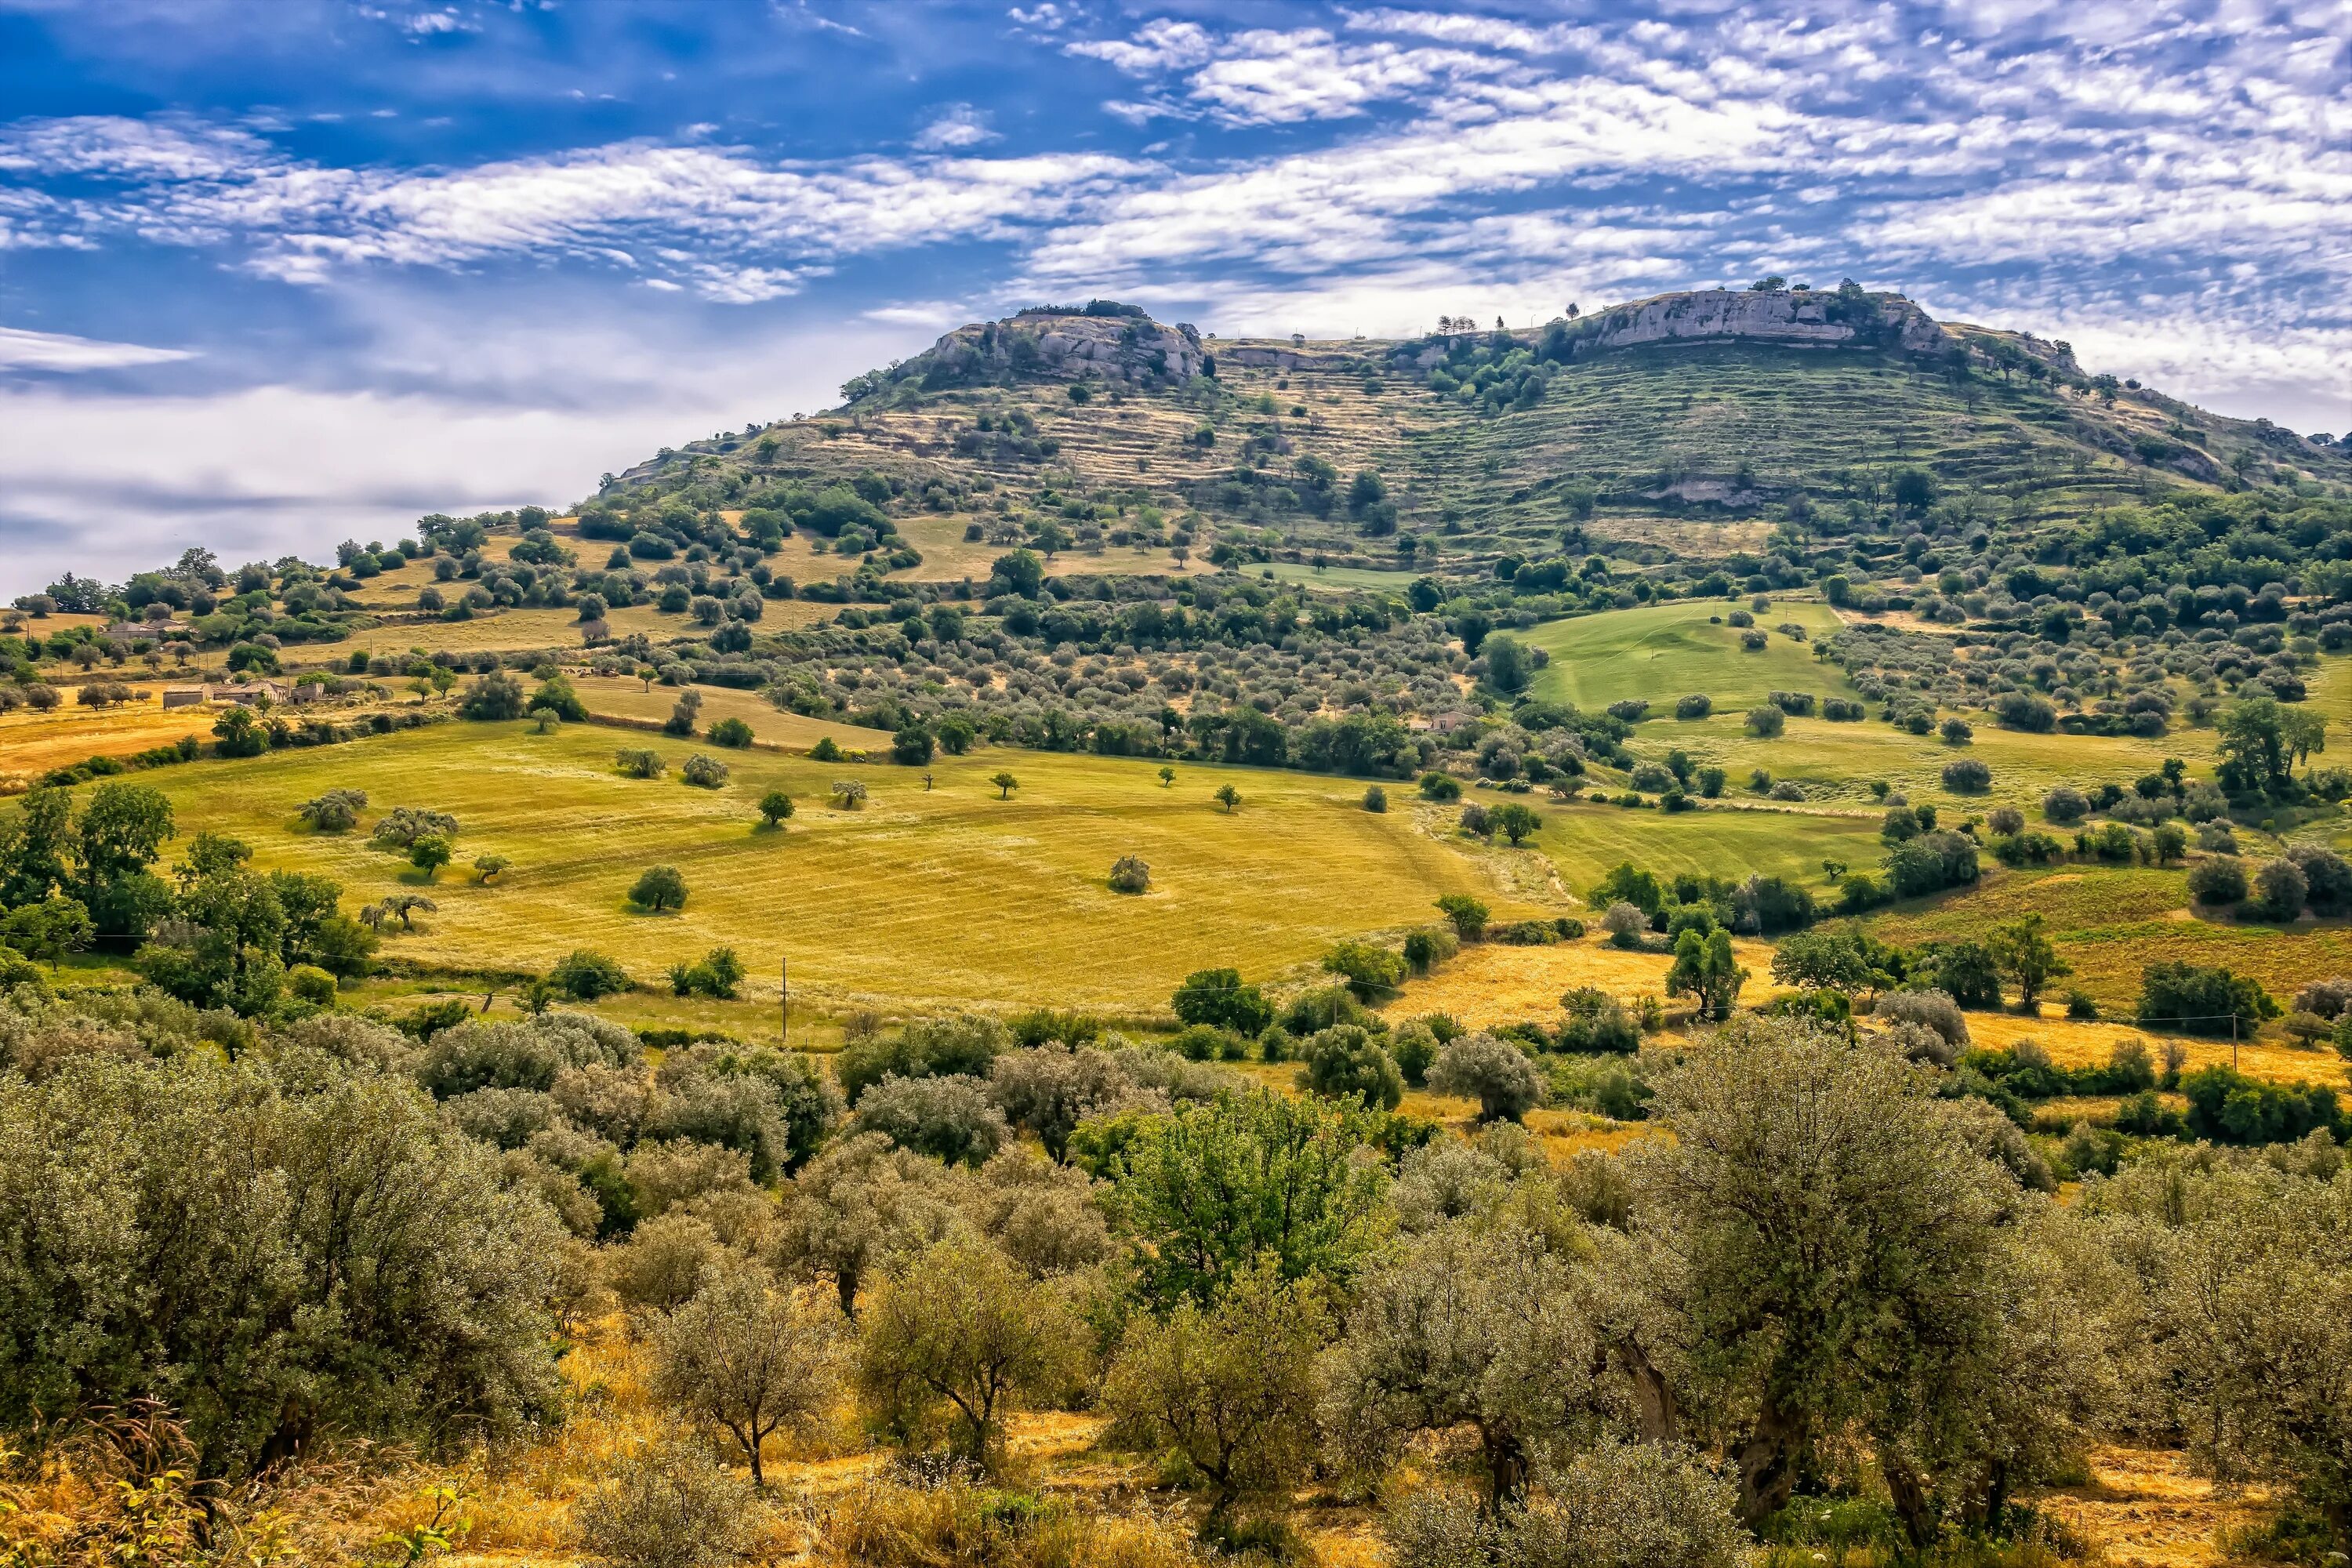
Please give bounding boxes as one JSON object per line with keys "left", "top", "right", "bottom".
{"left": 604, "top": 285, "right": 2352, "bottom": 583}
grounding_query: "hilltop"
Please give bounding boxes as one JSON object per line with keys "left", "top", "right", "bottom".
{"left": 605, "top": 285, "right": 2350, "bottom": 580}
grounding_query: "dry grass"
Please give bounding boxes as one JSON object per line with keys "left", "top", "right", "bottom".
{"left": 2029, "top": 1446, "right": 2271, "bottom": 1568}
{"left": 119, "top": 720, "right": 1505, "bottom": 1013}
{"left": 1378, "top": 935, "right": 1787, "bottom": 1033}
{"left": 1963, "top": 1010, "right": 2349, "bottom": 1090}
{"left": 571, "top": 677, "right": 896, "bottom": 753}
{"left": 0, "top": 698, "right": 206, "bottom": 779}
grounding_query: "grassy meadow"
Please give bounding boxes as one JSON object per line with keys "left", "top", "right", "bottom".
{"left": 118, "top": 720, "right": 1512, "bottom": 1013}
{"left": 1524, "top": 597, "right": 1850, "bottom": 711}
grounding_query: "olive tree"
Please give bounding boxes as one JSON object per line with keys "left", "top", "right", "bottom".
{"left": 630, "top": 865, "right": 689, "bottom": 913}
{"left": 1324, "top": 1218, "right": 1606, "bottom": 1504}
{"left": 850, "top": 1073, "right": 1009, "bottom": 1167}
{"left": 649, "top": 1263, "right": 841, "bottom": 1486}
{"left": 1427, "top": 1033, "right": 1542, "bottom": 1123}
{"left": 0, "top": 1051, "right": 562, "bottom": 1480}
{"left": 1624, "top": 1015, "right": 2091, "bottom": 1537}
{"left": 855, "top": 1237, "right": 1081, "bottom": 1474}
{"left": 1102, "top": 1265, "right": 1328, "bottom": 1524}
{"left": 774, "top": 1132, "right": 960, "bottom": 1316}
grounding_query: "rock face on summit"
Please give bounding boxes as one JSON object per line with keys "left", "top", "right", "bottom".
{"left": 1584, "top": 288, "right": 1951, "bottom": 355}
{"left": 909, "top": 308, "right": 1207, "bottom": 389}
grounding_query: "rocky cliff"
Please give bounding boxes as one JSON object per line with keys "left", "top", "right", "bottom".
{"left": 872, "top": 305, "right": 1207, "bottom": 397}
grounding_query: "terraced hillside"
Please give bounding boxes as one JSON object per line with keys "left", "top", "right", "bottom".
{"left": 608, "top": 289, "right": 2350, "bottom": 577}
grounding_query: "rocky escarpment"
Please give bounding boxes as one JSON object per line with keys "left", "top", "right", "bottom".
{"left": 1402, "top": 286, "right": 1952, "bottom": 368}
{"left": 860, "top": 304, "right": 1207, "bottom": 398}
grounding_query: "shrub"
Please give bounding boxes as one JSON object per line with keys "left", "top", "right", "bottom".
{"left": 809, "top": 736, "right": 842, "bottom": 761}
{"left": 1602, "top": 902, "right": 1649, "bottom": 947}
{"left": 1674, "top": 693, "right": 1712, "bottom": 720}
{"left": 1876, "top": 989, "right": 1969, "bottom": 1049}
{"left": 2187, "top": 855, "right": 2249, "bottom": 906}
{"left": 1987, "top": 806, "right": 2024, "bottom": 835}
{"left": 1426, "top": 1033, "right": 1542, "bottom": 1122}
{"left": 1296, "top": 1024, "right": 1403, "bottom": 1111}
{"left": 1387, "top": 1439, "right": 1744, "bottom": 1568}
{"left": 707, "top": 717, "right": 753, "bottom": 749}
{"left": 2249, "top": 858, "right": 2309, "bottom": 921}
{"left": 1362, "top": 784, "right": 1388, "bottom": 812}
{"left": 1434, "top": 894, "right": 1490, "bottom": 940}
{"left": 2042, "top": 786, "right": 2090, "bottom": 824}
{"left": 572, "top": 1434, "right": 759, "bottom": 1568}
{"left": 851, "top": 1073, "right": 1008, "bottom": 1167}
{"left": 2285, "top": 845, "right": 2352, "bottom": 915}
{"left": 297, "top": 788, "right": 368, "bottom": 832}
{"left": 1108, "top": 855, "right": 1151, "bottom": 894}
{"left": 1744, "top": 706, "right": 1785, "bottom": 739}
{"left": 1940, "top": 758, "right": 1992, "bottom": 793}
{"left": 1403, "top": 927, "right": 1459, "bottom": 975}
{"left": 1767, "top": 781, "right": 1806, "bottom": 802}
{"left": 1171, "top": 969, "right": 1275, "bottom": 1035}
{"left": 681, "top": 753, "right": 728, "bottom": 789}
{"left": 615, "top": 749, "right": 664, "bottom": 779}
{"left": 551, "top": 949, "right": 631, "bottom": 1000}
{"left": 1323, "top": 939, "right": 1406, "bottom": 1003}
{"left": 836, "top": 1014, "right": 1009, "bottom": 1103}
{"left": 2139, "top": 962, "right": 2278, "bottom": 1036}
{"left": 1418, "top": 771, "right": 1461, "bottom": 800}
{"left": 0, "top": 1052, "right": 563, "bottom": 1480}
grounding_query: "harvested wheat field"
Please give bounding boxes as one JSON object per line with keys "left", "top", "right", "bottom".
{"left": 1380, "top": 935, "right": 1788, "bottom": 1031}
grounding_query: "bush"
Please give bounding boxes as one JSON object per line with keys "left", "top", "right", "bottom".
{"left": 1876, "top": 989, "right": 1969, "bottom": 1049}
{"left": 1171, "top": 969, "right": 1275, "bottom": 1035}
{"left": 851, "top": 1073, "right": 1009, "bottom": 1167}
{"left": 1744, "top": 706, "right": 1785, "bottom": 739}
{"left": 0, "top": 1052, "right": 563, "bottom": 1480}
{"left": 1674, "top": 693, "right": 1712, "bottom": 720}
{"left": 288, "top": 964, "right": 338, "bottom": 1005}
{"left": 2139, "top": 961, "right": 2278, "bottom": 1036}
{"left": 2286, "top": 845, "right": 2352, "bottom": 914}
{"left": 550, "top": 949, "right": 631, "bottom": 1000}
{"left": 681, "top": 754, "right": 728, "bottom": 789}
{"left": 1601, "top": 902, "right": 1649, "bottom": 947}
{"left": 1387, "top": 1439, "right": 1744, "bottom": 1568}
{"left": 1403, "top": 927, "right": 1459, "bottom": 975}
{"left": 1940, "top": 758, "right": 1991, "bottom": 793}
{"left": 615, "top": 748, "right": 664, "bottom": 779}
{"left": 2249, "top": 858, "right": 2309, "bottom": 921}
{"left": 1296, "top": 1024, "right": 1404, "bottom": 1110}
{"left": 2042, "top": 786, "right": 2089, "bottom": 824}
{"left": 707, "top": 717, "right": 753, "bottom": 749}
{"left": 1107, "top": 855, "right": 1151, "bottom": 894}
{"left": 836, "top": 1014, "right": 1009, "bottom": 1103}
{"left": 1324, "top": 939, "right": 1406, "bottom": 1002}
{"left": 2187, "top": 855, "right": 2249, "bottom": 906}
{"left": 572, "top": 1434, "right": 759, "bottom": 1568}
{"left": 1435, "top": 894, "right": 1490, "bottom": 940}
{"left": 1425, "top": 1033, "right": 1542, "bottom": 1122}
{"left": 1362, "top": 784, "right": 1388, "bottom": 812}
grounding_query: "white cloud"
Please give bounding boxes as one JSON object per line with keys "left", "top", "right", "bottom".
{"left": 0, "top": 325, "right": 197, "bottom": 372}
{"left": 913, "top": 104, "right": 998, "bottom": 150}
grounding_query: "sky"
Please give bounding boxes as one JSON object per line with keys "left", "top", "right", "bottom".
{"left": 0, "top": 0, "right": 2346, "bottom": 593}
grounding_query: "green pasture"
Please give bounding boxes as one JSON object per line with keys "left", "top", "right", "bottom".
{"left": 1527, "top": 794, "right": 1885, "bottom": 895}
{"left": 1867, "top": 865, "right": 2352, "bottom": 1015}
{"left": 113, "top": 721, "right": 1504, "bottom": 1014}
{"left": 1258, "top": 561, "right": 1420, "bottom": 593}
{"left": 1524, "top": 599, "right": 1850, "bottom": 713}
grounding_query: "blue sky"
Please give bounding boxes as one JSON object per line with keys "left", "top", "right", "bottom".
{"left": 1, "top": 0, "right": 2345, "bottom": 591}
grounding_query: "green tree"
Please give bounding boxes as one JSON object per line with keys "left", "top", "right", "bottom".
{"left": 1172, "top": 968, "right": 1274, "bottom": 1035}
{"left": 1768, "top": 928, "right": 1874, "bottom": 996}
{"left": 1214, "top": 783, "right": 1242, "bottom": 813}
{"left": 212, "top": 704, "right": 266, "bottom": 757}
{"left": 550, "top": 949, "right": 631, "bottom": 1000}
{"left": 2, "top": 898, "right": 93, "bottom": 971}
{"left": 1297, "top": 1024, "right": 1404, "bottom": 1111}
{"left": 630, "top": 865, "right": 689, "bottom": 913}
{"left": 0, "top": 1051, "right": 563, "bottom": 1481}
{"left": 757, "top": 789, "right": 795, "bottom": 829}
{"left": 1076, "top": 1089, "right": 1388, "bottom": 1309}
{"left": 1158, "top": 764, "right": 1177, "bottom": 788}
{"left": 1989, "top": 913, "right": 2070, "bottom": 1009}
{"left": 0, "top": 786, "right": 73, "bottom": 906}
{"left": 855, "top": 1237, "right": 1080, "bottom": 1475}
{"left": 1323, "top": 939, "right": 1406, "bottom": 1003}
{"left": 1425, "top": 1033, "right": 1542, "bottom": 1123}
{"left": 648, "top": 1263, "right": 839, "bottom": 1487}
{"left": 408, "top": 833, "right": 452, "bottom": 880}
{"left": 890, "top": 724, "right": 935, "bottom": 765}
{"left": 1102, "top": 1265, "right": 1329, "bottom": 1525}
{"left": 1435, "top": 893, "right": 1490, "bottom": 940}
{"left": 1490, "top": 802, "right": 1542, "bottom": 845}
{"left": 1666, "top": 928, "right": 1747, "bottom": 1020}
{"left": 990, "top": 771, "right": 1018, "bottom": 799}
